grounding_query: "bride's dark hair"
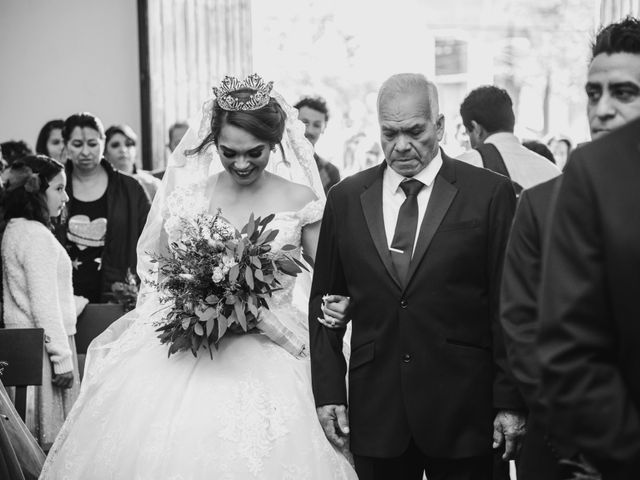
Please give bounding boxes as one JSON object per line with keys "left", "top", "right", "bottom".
{"left": 187, "top": 89, "right": 287, "bottom": 156}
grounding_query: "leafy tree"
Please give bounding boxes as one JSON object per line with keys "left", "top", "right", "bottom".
{"left": 494, "top": 0, "right": 595, "bottom": 136}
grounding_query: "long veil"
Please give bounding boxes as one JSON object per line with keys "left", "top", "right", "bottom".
{"left": 80, "top": 87, "right": 326, "bottom": 383}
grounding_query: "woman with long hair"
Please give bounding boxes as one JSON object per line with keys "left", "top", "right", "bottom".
{"left": 1, "top": 155, "right": 79, "bottom": 451}
{"left": 104, "top": 124, "right": 161, "bottom": 200}
{"left": 35, "top": 120, "right": 65, "bottom": 162}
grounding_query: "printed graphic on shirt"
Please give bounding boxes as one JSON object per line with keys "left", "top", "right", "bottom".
{"left": 67, "top": 215, "right": 107, "bottom": 250}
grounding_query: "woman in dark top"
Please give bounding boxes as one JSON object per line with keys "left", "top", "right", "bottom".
{"left": 104, "top": 124, "right": 160, "bottom": 200}
{"left": 35, "top": 119, "right": 65, "bottom": 162}
{"left": 57, "top": 113, "right": 151, "bottom": 303}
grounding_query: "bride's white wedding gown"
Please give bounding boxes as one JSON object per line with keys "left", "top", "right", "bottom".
{"left": 40, "top": 200, "right": 357, "bottom": 479}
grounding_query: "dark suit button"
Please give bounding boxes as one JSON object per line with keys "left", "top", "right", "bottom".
{"left": 403, "top": 354, "right": 411, "bottom": 363}
{"left": 400, "top": 299, "right": 408, "bottom": 309}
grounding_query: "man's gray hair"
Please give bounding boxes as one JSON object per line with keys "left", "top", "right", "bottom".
{"left": 377, "top": 73, "right": 440, "bottom": 120}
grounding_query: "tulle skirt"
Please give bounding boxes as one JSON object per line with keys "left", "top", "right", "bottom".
{"left": 40, "top": 309, "right": 356, "bottom": 479}
{"left": 0, "top": 380, "right": 46, "bottom": 480}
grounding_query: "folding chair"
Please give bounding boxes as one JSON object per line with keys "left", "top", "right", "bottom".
{"left": 0, "top": 328, "right": 45, "bottom": 421}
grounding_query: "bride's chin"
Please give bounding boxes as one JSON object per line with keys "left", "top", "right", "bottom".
{"left": 230, "top": 169, "right": 263, "bottom": 185}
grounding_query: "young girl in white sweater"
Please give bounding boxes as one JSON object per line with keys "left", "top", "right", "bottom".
{"left": 1, "top": 155, "right": 79, "bottom": 451}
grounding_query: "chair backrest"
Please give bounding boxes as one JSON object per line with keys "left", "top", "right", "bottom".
{"left": 75, "top": 303, "right": 125, "bottom": 354}
{"left": 0, "top": 328, "right": 45, "bottom": 421}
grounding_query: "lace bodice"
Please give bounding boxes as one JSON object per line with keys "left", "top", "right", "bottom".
{"left": 258, "top": 199, "right": 324, "bottom": 306}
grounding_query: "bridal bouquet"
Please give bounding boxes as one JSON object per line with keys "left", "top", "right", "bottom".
{"left": 150, "top": 211, "right": 308, "bottom": 357}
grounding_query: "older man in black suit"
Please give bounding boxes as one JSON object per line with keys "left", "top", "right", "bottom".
{"left": 310, "top": 73, "right": 525, "bottom": 480}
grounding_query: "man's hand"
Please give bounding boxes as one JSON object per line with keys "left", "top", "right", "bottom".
{"left": 316, "top": 404, "right": 350, "bottom": 451}
{"left": 493, "top": 409, "right": 526, "bottom": 460}
{"left": 318, "top": 294, "right": 351, "bottom": 329}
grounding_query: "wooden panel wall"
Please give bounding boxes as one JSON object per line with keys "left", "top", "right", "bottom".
{"left": 142, "top": 0, "right": 253, "bottom": 170}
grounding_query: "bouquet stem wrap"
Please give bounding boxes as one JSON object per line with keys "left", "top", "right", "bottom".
{"left": 257, "top": 307, "right": 308, "bottom": 358}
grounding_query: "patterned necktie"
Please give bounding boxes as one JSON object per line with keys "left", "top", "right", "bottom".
{"left": 390, "top": 178, "right": 424, "bottom": 285}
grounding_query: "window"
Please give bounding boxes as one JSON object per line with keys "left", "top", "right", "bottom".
{"left": 435, "top": 38, "right": 468, "bottom": 76}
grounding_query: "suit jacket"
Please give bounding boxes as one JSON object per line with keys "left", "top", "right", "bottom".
{"left": 502, "top": 178, "right": 560, "bottom": 406}
{"left": 309, "top": 151, "right": 523, "bottom": 459}
{"left": 538, "top": 118, "right": 640, "bottom": 479}
{"left": 315, "top": 153, "right": 341, "bottom": 194}
{"left": 500, "top": 177, "right": 563, "bottom": 480}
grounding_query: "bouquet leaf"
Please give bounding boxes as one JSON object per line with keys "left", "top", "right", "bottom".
{"left": 237, "top": 240, "right": 245, "bottom": 260}
{"left": 229, "top": 264, "right": 239, "bottom": 284}
{"left": 302, "top": 252, "right": 315, "bottom": 268}
{"left": 206, "top": 317, "right": 215, "bottom": 337}
{"left": 277, "top": 258, "right": 303, "bottom": 275}
{"left": 234, "top": 302, "right": 247, "bottom": 331}
{"left": 245, "top": 267, "right": 254, "bottom": 290}
{"left": 194, "top": 323, "right": 204, "bottom": 336}
{"left": 259, "top": 229, "right": 279, "bottom": 245}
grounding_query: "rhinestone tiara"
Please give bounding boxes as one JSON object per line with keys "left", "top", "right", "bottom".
{"left": 212, "top": 73, "right": 274, "bottom": 111}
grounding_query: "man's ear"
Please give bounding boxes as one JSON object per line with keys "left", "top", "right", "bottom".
{"left": 435, "top": 114, "right": 446, "bottom": 141}
{"left": 471, "top": 120, "right": 487, "bottom": 141}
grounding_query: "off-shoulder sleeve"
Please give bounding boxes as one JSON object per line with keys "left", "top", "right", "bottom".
{"left": 295, "top": 198, "right": 325, "bottom": 227}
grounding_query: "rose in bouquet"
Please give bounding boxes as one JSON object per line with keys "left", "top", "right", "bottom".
{"left": 150, "top": 211, "right": 308, "bottom": 357}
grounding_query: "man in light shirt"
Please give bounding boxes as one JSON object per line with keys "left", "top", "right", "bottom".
{"left": 457, "top": 86, "right": 560, "bottom": 190}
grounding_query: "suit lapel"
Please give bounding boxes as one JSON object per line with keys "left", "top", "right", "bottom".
{"left": 404, "top": 155, "right": 458, "bottom": 291}
{"left": 360, "top": 164, "right": 402, "bottom": 289}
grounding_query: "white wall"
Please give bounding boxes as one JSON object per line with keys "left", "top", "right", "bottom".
{"left": 0, "top": 0, "right": 141, "bottom": 153}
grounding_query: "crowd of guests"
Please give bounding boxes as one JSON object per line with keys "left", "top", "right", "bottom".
{"left": 0, "top": 112, "right": 155, "bottom": 466}
{"left": 0, "top": 14, "right": 639, "bottom": 480}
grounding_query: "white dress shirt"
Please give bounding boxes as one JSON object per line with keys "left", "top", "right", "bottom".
{"left": 383, "top": 151, "right": 443, "bottom": 257}
{"left": 456, "top": 132, "right": 560, "bottom": 190}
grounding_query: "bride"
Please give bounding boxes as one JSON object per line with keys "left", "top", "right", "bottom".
{"left": 40, "top": 74, "right": 357, "bottom": 479}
